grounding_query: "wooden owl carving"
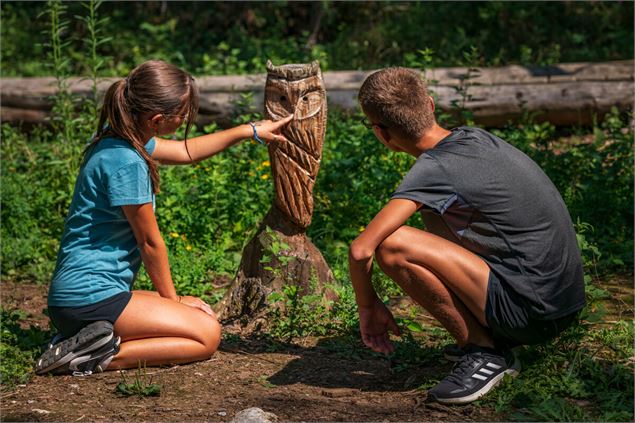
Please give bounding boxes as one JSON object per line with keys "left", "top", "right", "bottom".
{"left": 264, "top": 60, "right": 327, "bottom": 229}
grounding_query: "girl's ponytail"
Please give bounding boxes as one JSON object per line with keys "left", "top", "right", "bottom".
{"left": 84, "top": 61, "right": 198, "bottom": 194}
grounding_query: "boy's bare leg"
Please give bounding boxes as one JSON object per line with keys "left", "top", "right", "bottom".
{"left": 375, "top": 225, "right": 494, "bottom": 348}
{"left": 109, "top": 291, "right": 221, "bottom": 369}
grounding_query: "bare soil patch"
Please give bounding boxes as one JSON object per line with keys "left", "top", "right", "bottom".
{"left": 1, "top": 276, "right": 632, "bottom": 422}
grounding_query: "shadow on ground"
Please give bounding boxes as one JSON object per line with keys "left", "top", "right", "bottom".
{"left": 220, "top": 333, "right": 452, "bottom": 392}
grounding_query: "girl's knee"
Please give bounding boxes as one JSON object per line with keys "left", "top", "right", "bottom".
{"left": 200, "top": 316, "right": 221, "bottom": 355}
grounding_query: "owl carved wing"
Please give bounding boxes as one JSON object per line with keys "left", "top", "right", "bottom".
{"left": 264, "top": 61, "right": 327, "bottom": 229}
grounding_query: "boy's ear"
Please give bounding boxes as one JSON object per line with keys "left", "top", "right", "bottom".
{"left": 374, "top": 126, "right": 392, "bottom": 144}
{"left": 429, "top": 95, "right": 435, "bottom": 113}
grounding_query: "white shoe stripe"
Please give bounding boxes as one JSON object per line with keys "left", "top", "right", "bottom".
{"left": 486, "top": 362, "right": 502, "bottom": 370}
{"left": 479, "top": 368, "right": 494, "bottom": 375}
{"left": 472, "top": 373, "right": 488, "bottom": 381}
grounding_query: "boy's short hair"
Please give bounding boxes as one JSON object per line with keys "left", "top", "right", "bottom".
{"left": 358, "top": 67, "right": 435, "bottom": 141}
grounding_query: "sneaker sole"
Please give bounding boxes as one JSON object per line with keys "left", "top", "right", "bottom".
{"left": 434, "top": 357, "right": 521, "bottom": 405}
{"left": 35, "top": 321, "right": 114, "bottom": 375}
{"left": 70, "top": 337, "right": 121, "bottom": 376}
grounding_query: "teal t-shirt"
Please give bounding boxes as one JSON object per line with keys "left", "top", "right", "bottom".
{"left": 48, "top": 137, "right": 156, "bottom": 307}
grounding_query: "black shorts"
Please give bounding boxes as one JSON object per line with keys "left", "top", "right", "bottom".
{"left": 485, "top": 271, "right": 579, "bottom": 349}
{"left": 48, "top": 291, "right": 132, "bottom": 338}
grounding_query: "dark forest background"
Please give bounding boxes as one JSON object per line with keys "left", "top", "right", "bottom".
{"left": 2, "top": 1, "right": 633, "bottom": 77}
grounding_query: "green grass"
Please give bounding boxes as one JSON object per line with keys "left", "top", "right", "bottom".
{"left": 0, "top": 308, "right": 51, "bottom": 388}
{"left": 484, "top": 320, "right": 634, "bottom": 422}
{"left": 4, "top": 109, "right": 631, "bottom": 287}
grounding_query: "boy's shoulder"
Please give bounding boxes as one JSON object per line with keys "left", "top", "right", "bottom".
{"left": 436, "top": 126, "right": 498, "bottom": 145}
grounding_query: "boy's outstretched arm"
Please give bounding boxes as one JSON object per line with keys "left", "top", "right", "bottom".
{"left": 349, "top": 198, "right": 420, "bottom": 354}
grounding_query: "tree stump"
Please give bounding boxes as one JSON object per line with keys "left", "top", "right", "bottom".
{"left": 216, "top": 61, "right": 334, "bottom": 330}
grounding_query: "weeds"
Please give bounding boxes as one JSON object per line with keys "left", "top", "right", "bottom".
{"left": 484, "top": 320, "right": 634, "bottom": 421}
{"left": 115, "top": 364, "right": 162, "bottom": 397}
{"left": 76, "top": 0, "right": 111, "bottom": 118}
{"left": 0, "top": 308, "right": 51, "bottom": 388}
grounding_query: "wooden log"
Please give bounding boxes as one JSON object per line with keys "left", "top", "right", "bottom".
{"left": 1, "top": 60, "right": 632, "bottom": 128}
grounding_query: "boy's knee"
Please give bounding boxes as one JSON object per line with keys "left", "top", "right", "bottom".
{"left": 376, "top": 230, "right": 410, "bottom": 271}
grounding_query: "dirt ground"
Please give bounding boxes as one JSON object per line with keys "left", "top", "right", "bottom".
{"left": 1, "top": 277, "right": 632, "bottom": 422}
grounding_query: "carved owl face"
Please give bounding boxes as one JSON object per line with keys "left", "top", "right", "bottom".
{"left": 265, "top": 77, "right": 326, "bottom": 121}
{"left": 264, "top": 61, "right": 327, "bottom": 229}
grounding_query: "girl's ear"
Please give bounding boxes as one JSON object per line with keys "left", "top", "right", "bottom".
{"left": 148, "top": 114, "right": 163, "bottom": 131}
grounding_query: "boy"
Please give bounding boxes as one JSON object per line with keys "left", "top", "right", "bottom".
{"left": 349, "top": 67, "right": 585, "bottom": 404}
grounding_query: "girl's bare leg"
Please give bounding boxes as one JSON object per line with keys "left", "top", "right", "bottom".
{"left": 109, "top": 291, "right": 221, "bottom": 369}
{"left": 375, "top": 226, "right": 494, "bottom": 347}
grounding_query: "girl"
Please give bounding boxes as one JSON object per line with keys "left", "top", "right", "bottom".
{"left": 36, "top": 60, "right": 292, "bottom": 375}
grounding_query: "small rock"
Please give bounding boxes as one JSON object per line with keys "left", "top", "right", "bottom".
{"left": 32, "top": 409, "right": 50, "bottom": 415}
{"left": 195, "top": 372, "right": 203, "bottom": 376}
{"left": 230, "top": 407, "right": 278, "bottom": 423}
{"left": 27, "top": 400, "right": 35, "bottom": 404}
{"left": 218, "top": 411, "right": 227, "bottom": 417}
{"left": 70, "top": 384, "right": 80, "bottom": 389}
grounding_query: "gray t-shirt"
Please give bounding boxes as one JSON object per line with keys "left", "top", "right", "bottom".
{"left": 392, "top": 126, "right": 585, "bottom": 320}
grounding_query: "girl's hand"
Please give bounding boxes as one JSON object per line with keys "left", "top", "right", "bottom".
{"left": 178, "top": 295, "right": 217, "bottom": 319}
{"left": 251, "top": 114, "right": 293, "bottom": 144}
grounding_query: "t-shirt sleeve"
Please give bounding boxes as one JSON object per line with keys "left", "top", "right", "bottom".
{"left": 391, "top": 154, "right": 456, "bottom": 213}
{"left": 107, "top": 161, "right": 153, "bottom": 207}
{"left": 145, "top": 137, "right": 156, "bottom": 155}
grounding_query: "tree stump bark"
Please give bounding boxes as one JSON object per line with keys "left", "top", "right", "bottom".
{"left": 215, "top": 61, "right": 334, "bottom": 330}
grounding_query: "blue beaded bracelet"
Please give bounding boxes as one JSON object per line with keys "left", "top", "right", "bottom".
{"left": 249, "top": 122, "right": 265, "bottom": 145}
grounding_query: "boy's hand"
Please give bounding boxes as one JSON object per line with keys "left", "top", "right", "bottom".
{"left": 358, "top": 298, "right": 401, "bottom": 354}
{"left": 251, "top": 115, "right": 293, "bottom": 144}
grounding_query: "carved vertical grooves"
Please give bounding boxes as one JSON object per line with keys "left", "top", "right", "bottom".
{"left": 215, "top": 61, "right": 333, "bottom": 329}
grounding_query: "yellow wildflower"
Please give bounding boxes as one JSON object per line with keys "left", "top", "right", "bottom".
{"left": 170, "top": 232, "right": 179, "bottom": 238}
{"left": 186, "top": 245, "right": 192, "bottom": 251}
{"left": 262, "top": 160, "right": 270, "bottom": 167}
{"left": 181, "top": 234, "right": 187, "bottom": 240}
{"left": 261, "top": 174, "right": 269, "bottom": 180}
{"left": 358, "top": 226, "right": 365, "bottom": 232}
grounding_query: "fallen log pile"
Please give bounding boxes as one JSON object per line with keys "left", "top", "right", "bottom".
{"left": 1, "top": 60, "right": 632, "bottom": 128}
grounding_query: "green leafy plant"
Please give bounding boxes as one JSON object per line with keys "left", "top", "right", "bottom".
{"left": 0, "top": 308, "right": 51, "bottom": 388}
{"left": 76, "top": 0, "right": 111, "bottom": 120}
{"left": 486, "top": 320, "right": 634, "bottom": 421}
{"left": 115, "top": 364, "right": 162, "bottom": 397}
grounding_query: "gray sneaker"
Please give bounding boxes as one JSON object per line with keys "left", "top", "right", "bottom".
{"left": 35, "top": 321, "right": 115, "bottom": 375}
{"left": 70, "top": 336, "right": 121, "bottom": 376}
{"left": 443, "top": 343, "right": 466, "bottom": 362}
{"left": 428, "top": 344, "right": 520, "bottom": 404}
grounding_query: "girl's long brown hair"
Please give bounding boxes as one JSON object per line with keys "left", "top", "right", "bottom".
{"left": 85, "top": 60, "right": 199, "bottom": 193}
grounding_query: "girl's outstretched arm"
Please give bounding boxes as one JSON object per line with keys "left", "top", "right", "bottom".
{"left": 152, "top": 115, "right": 293, "bottom": 165}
